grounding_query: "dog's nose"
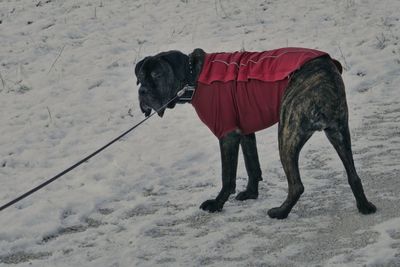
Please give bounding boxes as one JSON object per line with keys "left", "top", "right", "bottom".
{"left": 138, "top": 87, "right": 147, "bottom": 96}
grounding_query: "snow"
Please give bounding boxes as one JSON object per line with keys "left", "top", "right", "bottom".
{"left": 0, "top": 0, "right": 400, "bottom": 266}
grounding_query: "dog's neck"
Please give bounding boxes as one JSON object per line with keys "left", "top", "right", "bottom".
{"left": 177, "top": 48, "right": 205, "bottom": 104}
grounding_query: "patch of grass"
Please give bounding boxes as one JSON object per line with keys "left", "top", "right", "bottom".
{"left": 0, "top": 251, "right": 51, "bottom": 264}
{"left": 17, "top": 84, "right": 32, "bottom": 94}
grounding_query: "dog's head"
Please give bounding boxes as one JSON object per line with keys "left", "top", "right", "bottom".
{"left": 135, "top": 51, "right": 188, "bottom": 117}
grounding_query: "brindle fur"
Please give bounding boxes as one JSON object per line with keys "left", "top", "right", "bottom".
{"left": 135, "top": 49, "right": 376, "bottom": 219}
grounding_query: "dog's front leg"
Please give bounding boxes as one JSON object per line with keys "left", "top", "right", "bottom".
{"left": 200, "top": 131, "right": 240, "bottom": 212}
{"left": 236, "top": 133, "right": 263, "bottom": 201}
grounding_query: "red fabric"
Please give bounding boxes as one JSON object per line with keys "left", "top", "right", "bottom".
{"left": 191, "top": 47, "right": 330, "bottom": 139}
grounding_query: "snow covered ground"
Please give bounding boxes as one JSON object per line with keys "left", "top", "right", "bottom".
{"left": 0, "top": 0, "right": 399, "bottom": 266}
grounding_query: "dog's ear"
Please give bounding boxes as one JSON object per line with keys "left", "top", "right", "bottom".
{"left": 332, "top": 59, "right": 343, "bottom": 74}
{"left": 135, "top": 56, "right": 150, "bottom": 85}
{"left": 190, "top": 48, "right": 206, "bottom": 77}
{"left": 159, "top": 51, "right": 188, "bottom": 81}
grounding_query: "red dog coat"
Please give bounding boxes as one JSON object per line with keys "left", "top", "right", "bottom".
{"left": 191, "top": 47, "right": 334, "bottom": 138}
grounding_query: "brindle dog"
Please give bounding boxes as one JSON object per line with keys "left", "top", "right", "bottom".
{"left": 135, "top": 49, "right": 376, "bottom": 219}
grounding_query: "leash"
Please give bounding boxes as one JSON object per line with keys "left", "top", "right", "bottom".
{"left": 0, "top": 88, "right": 189, "bottom": 212}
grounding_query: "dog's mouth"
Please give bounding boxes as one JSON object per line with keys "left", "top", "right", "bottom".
{"left": 140, "top": 101, "right": 166, "bottom": 117}
{"left": 140, "top": 102, "right": 152, "bottom": 117}
{"left": 156, "top": 107, "right": 165, "bottom": 117}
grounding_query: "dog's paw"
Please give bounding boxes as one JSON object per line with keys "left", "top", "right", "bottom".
{"left": 235, "top": 190, "right": 258, "bottom": 201}
{"left": 229, "top": 186, "right": 236, "bottom": 195}
{"left": 357, "top": 201, "right": 377, "bottom": 214}
{"left": 267, "top": 207, "right": 289, "bottom": 219}
{"left": 199, "top": 199, "right": 223, "bottom": 213}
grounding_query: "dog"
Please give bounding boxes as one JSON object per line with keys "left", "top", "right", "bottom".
{"left": 134, "top": 47, "right": 377, "bottom": 219}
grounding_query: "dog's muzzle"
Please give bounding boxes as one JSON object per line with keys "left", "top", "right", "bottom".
{"left": 139, "top": 101, "right": 152, "bottom": 117}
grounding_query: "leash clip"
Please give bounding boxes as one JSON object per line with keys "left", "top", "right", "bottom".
{"left": 177, "top": 85, "right": 196, "bottom": 102}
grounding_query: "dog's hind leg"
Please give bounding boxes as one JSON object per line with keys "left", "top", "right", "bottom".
{"left": 324, "top": 124, "right": 377, "bottom": 214}
{"left": 200, "top": 131, "right": 241, "bottom": 212}
{"left": 268, "top": 122, "right": 313, "bottom": 219}
{"left": 236, "top": 133, "right": 263, "bottom": 201}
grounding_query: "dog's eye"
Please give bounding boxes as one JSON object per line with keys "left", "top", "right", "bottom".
{"left": 151, "top": 71, "right": 162, "bottom": 80}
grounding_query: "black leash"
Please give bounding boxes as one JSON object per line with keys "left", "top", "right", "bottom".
{"left": 0, "top": 88, "right": 188, "bottom": 212}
